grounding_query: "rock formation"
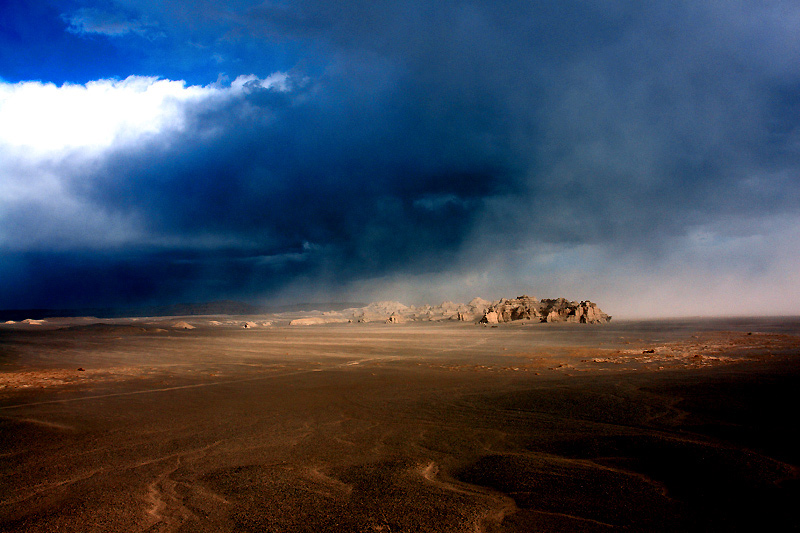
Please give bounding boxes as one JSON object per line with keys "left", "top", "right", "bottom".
{"left": 352, "top": 301, "right": 409, "bottom": 323}
{"left": 286, "top": 295, "right": 609, "bottom": 325}
{"left": 479, "top": 296, "right": 610, "bottom": 324}
{"left": 386, "top": 313, "right": 405, "bottom": 324}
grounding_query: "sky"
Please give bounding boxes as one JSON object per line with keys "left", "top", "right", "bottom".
{"left": 1, "top": 0, "right": 800, "bottom": 317}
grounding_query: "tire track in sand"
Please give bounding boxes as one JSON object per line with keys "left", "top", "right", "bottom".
{"left": 417, "top": 460, "right": 516, "bottom": 533}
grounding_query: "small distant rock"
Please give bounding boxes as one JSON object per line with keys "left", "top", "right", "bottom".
{"left": 481, "top": 311, "right": 500, "bottom": 324}
{"left": 386, "top": 313, "right": 404, "bottom": 324}
{"left": 171, "top": 321, "right": 195, "bottom": 330}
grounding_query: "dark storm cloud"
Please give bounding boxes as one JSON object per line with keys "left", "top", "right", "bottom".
{"left": 2, "top": 0, "right": 800, "bottom": 311}
{"left": 61, "top": 70, "right": 510, "bottom": 302}
{"left": 238, "top": 0, "right": 800, "bottom": 234}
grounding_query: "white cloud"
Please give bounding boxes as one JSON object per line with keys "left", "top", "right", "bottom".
{"left": 230, "top": 73, "right": 291, "bottom": 93}
{"left": 0, "top": 74, "right": 290, "bottom": 155}
{"left": 1, "top": 77, "right": 197, "bottom": 153}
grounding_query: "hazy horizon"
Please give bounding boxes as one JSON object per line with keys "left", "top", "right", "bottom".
{"left": 3, "top": 295, "right": 800, "bottom": 322}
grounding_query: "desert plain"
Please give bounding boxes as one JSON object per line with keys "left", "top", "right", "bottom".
{"left": 1, "top": 314, "right": 799, "bottom": 532}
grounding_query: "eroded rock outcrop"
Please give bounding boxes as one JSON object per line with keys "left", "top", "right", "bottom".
{"left": 479, "top": 296, "right": 610, "bottom": 324}
{"left": 287, "top": 295, "right": 609, "bottom": 325}
{"left": 386, "top": 313, "right": 405, "bottom": 324}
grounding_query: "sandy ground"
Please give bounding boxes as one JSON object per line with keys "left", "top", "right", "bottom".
{"left": 1, "top": 317, "right": 799, "bottom": 532}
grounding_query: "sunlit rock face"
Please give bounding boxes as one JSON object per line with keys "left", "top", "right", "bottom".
{"left": 284, "top": 296, "right": 610, "bottom": 325}
{"left": 479, "top": 296, "right": 611, "bottom": 324}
